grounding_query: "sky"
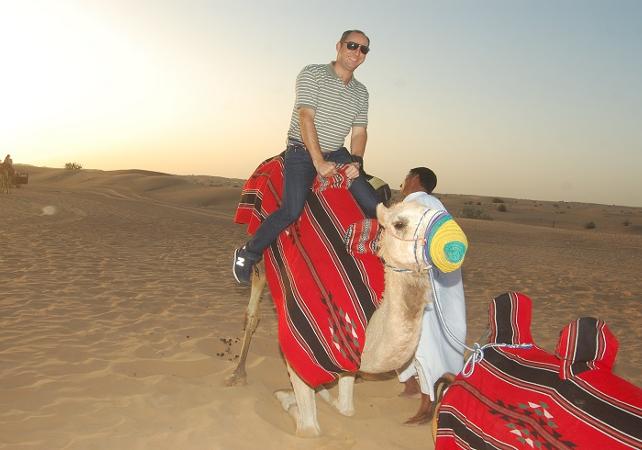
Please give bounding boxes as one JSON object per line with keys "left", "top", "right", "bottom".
{"left": 1, "top": 0, "right": 641, "bottom": 206}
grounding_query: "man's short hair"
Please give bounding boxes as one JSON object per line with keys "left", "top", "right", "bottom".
{"left": 409, "top": 167, "right": 437, "bottom": 194}
{"left": 340, "top": 30, "right": 370, "bottom": 47}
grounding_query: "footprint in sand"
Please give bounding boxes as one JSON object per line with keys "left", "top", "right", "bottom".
{"left": 41, "top": 205, "right": 57, "bottom": 215}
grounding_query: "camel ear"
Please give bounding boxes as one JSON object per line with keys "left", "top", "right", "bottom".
{"left": 376, "top": 203, "right": 388, "bottom": 226}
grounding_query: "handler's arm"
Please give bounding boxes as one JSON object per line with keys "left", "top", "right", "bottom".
{"left": 300, "top": 108, "right": 336, "bottom": 177}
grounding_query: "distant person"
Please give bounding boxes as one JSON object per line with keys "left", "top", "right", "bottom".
{"left": 3, "top": 154, "right": 14, "bottom": 178}
{"left": 396, "top": 167, "right": 467, "bottom": 425}
{"left": 233, "top": 30, "right": 379, "bottom": 285}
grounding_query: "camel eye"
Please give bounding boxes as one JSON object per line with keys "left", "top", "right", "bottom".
{"left": 393, "top": 220, "right": 406, "bottom": 231}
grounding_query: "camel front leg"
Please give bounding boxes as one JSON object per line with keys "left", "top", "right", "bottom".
{"left": 336, "top": 373, "right": 356, "bottom": 416}
{"left": 225, "top": 263, "right": 266, "bottom": 386}
{"left": 275, "top": 362, "right": 321, "bottom": 437}
{"left": 317, "top": 373, "right": 355, "bottom": 416}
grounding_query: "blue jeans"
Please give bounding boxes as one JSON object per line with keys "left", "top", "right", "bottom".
{"left": 247, "top": 143, "right": 378, "bottom": 255}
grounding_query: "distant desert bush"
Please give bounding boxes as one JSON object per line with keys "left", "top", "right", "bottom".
{"left": 65, "top": 162, "right": 82, "bottom": 171}
{"left": 623, "top": 219, "right": 631, "bottom": 227}
{"left": 492, "top": 197, "right": 505, "bottom": 203}
{"left": 497, "top": 204, "right": 507, "bottom": 212}
{"left": 461, "top": 206, "right": 492, "bottom": 220}
{"left": 585, "top": 221, "right": 596, "bottom": 229}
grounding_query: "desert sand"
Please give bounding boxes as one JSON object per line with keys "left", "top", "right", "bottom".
{"left": 1, "top": 165, "right": 641, "bottom": 450}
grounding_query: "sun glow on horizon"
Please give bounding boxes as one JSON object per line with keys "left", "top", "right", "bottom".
{"left": 1, "top": 1, "right": 641, "bottom": 207}
{"left": 0, "top": 2, "right": 249, "bottom": 171}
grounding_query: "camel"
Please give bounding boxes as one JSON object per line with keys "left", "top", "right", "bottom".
{"left": 226, "top": 201, "right": 436, "bottom": 437}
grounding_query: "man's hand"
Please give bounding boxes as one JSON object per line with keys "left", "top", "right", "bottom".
{"left": 314, "top": 159, "right": 337, "bottom": 177}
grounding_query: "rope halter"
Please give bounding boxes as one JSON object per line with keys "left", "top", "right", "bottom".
{"left": 383, "top": 204, "right": 532, "bottom": 376}
{"left": 383, "top": 207, "right": 467, "bottom": 275}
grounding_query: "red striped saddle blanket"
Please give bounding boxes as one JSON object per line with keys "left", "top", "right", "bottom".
{"left": 436, "top": 292, "right": 642, "bottom": 449}
{"left": 234, "top": 154, "right": 384, "bottom": 387}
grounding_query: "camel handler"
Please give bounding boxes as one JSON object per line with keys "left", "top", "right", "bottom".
{"left": 396, "top": 167, "right": 467, "bottom": 425}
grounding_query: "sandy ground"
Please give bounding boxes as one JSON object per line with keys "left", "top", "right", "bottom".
{"left": 1, "top": 166, "right": 640, "bottom": 450}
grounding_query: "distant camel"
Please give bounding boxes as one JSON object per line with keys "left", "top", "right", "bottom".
{"left": 227, "top": 201, "right": 438, "bottom": 437}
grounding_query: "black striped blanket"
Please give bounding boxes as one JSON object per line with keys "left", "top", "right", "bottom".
{"left": 234, "top": 153, "right": 384, "bottom": 387}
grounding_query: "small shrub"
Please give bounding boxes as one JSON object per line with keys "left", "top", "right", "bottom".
{"left": 623, "top": 219, "right": 631, "bottom": 227}
{"left": 65, "top": 162, "right": 82, "bottom": 171}
{"left": 497, "top": 204, "right": 507, "bottom": 212}
{"left": 492, "top": 197, "right": 504, "bottom": 203}
{"left": 585, "top": 221, "right": 596, "bottom": 229}
{"left": 461, "top": 206, "right": 492, "bottom": 220}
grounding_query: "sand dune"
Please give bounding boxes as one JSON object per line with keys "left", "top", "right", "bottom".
{"left": 1, "top": 166, "right": 640, "bottom": 449}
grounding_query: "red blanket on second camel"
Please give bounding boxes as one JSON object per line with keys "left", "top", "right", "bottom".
{"left": 234, "top": 154, "right": 384, "bottom": 387}
{"left": 436, "top": 292, "right": 642, "bottom": 449}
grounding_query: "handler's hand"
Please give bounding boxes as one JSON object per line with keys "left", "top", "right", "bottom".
{"left": 314, "top": 160, "right": 337, "bottom": 177}
{"left": 345, "top": 163, "right": 360, "bottom": 179}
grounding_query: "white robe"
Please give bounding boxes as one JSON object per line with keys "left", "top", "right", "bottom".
{"left": 397, "top": 191, "right": 467, "bottom": 400}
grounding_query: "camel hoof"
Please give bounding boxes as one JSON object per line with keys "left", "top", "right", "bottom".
{"left": 224, "top": 372, "right": 247, "bottom": 386}
{"left": 295, "top": 424, "right": 322, "bottom": 438}
{"left": 337, "top": 406, "right": 355, "bottom": 417}
{"left": 274, "top": 389, "right": 296, "bottom": 411}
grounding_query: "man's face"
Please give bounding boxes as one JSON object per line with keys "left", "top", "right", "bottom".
{"left": 400, "top": 172, "right": 415, "bottom": 197}
{"left": 335, "top": 32, "right": 369, "bottom": 73}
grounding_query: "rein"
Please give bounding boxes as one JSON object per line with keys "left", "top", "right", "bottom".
{"left": 427, "top": 269, "right": 533, "bottom": 377}
{"left": 382, "top": 207, "right": 532, "bottom": 376}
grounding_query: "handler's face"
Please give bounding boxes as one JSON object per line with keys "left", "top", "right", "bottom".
{"left": 400, "top": 173, "right": 414, "bottom": 197}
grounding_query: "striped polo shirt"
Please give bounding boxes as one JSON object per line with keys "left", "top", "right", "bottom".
{"left": 287, "top": 63, "right": 369, "bottom": 153}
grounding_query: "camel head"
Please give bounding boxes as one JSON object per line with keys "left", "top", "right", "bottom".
{"left": 376, "top": 201, "right": 468, "bottom": 274}
{"left": 376, "top": 201, "right": 432, "bottom": 272}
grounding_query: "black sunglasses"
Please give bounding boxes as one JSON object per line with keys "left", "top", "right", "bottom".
{"left": 343, "top": 41, "right": 370, "bottom": 55}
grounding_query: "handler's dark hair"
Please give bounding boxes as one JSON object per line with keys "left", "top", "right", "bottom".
{"left": 340, "top": 29, "right": 370, "bottom": 47}
{"left": 409, "top": 167, "right": 437, "bottom": 194}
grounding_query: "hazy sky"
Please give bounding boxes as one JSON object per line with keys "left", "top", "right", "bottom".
{"left": 1, "top": 0, "right": 641, "bottom": 206}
